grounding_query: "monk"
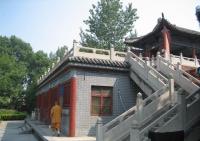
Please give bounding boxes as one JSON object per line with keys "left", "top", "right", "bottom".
{"left": 50, "top": 101, "right": 62, "bottom": 136}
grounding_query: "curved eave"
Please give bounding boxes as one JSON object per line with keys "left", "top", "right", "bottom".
{"left": 125, "top": 18, "right": 200, "bottom": 47}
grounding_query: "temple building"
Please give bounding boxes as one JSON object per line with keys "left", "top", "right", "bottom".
{"left": 36, "top": 17, "right": 200, "bottom": 141}
{"left": 125, "top": 17, "right": 200, "bottom": 77}
{"left": 36, "top": 43, "right": 139, "bottom": 137}
{"left": 125, "top": 17, "right": 200, "bottom": 58}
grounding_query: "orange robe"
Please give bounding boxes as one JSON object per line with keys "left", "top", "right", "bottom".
{"left": 50, "top": 104, "right": 62, "bottom": 130}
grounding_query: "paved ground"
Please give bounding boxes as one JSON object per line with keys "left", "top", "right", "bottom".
{"left": 26, "top": 119, "right": 96, "bottom": 141}
{"left": 0, "top": 120, "right": 37, "bottom": 141}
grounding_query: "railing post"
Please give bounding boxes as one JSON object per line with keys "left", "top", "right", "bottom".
{"left": 177, "top": 88, "right": 186, "bottom": 131}
{"left": 145, "top": 57, "right": 150, "bottom": 66}
{"left": 125, "top": 47, "right": 131, "bottom": 62}
{"left": 52, "top": 62, "right": 55, "bottom": 69}
{"left": 151, "top": 55, "right": 155, "bottom": 67}
{"left": 177, "top": 62, "right": 182, "bottom": 70}
{"left": 170, "top": 54, "right": 173, "bottom": 64}
{"left": 139, "top": 53, "right": 142, "bottom": 59}
{"left": 156, "top": 51, "right": 161, "bottom": 71}
{"left": 130, "top": 120, "right": 140, "bottom": 141}
{"left": 180, "top": 53, "right": 183, "bottom": 65}
{"left": 169, "top": 74, "right": 175, "bottom": 105}
{"left": 96, "top": 118, "right": 104, "bottom": 141}
{"left": 145, "top": 57, "right": 150, "bottom": 79}
{"left": 177, "top": 62, "right": 182, "bottom": 82}
{"left": 110, "top": 45, "right": 115, "bottom": 60}
{"left": 57, "top": 57, "right": 60, "bottom": 63}
{"left": 194, "top": 55, "right": 199, "bottom": 67}
{"left": 136, "top": 92, "right": 143, "bottom": 124}
{"left": 73, "top": 40, "right": 78, "bottom": 56}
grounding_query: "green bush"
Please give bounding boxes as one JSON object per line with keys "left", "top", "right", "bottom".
{"left": 79, "top": 48, "right": 93, "bottom": 53}
{"left": 0, "top": 109, "right": 27, "bottom": 120}
{"left": 96, "top": 50, "right": 109, "bottom": 55}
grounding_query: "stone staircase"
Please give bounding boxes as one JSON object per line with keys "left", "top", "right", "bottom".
{"left": 127, "top": 51, "right": 168, "bottom": 96}
{"left": 156, "top": 53, "right": 200, "bottom": 94}
{"left": 96, "top": 51, "right": 200, "bottom": 141}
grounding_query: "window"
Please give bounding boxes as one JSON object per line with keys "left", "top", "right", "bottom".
{"left": 91, "top": 86, "right": 113, "bottom": 116}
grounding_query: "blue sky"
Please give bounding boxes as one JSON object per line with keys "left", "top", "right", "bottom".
{"left": 0, "top": 0, "right": 200, "bottom": 54}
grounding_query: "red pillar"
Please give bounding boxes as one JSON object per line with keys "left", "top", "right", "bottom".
{"left": 192, "top": 48, "right": 196, "bottom": 58}
{"left": 69, "top": 76, "right": 77, "bottom": 137}
{"left": 162, "top": 26, "right": 171, "bottom": 59}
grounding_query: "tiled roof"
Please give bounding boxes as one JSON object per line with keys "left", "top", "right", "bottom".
{"left": 125, "top": 18, "right": 200, "bottom": 46}
{"left": 38, "top": 56, "right": 129, "bottom": 86}
{"left": 67, "top": 56, "right": 129, "bottom": 68}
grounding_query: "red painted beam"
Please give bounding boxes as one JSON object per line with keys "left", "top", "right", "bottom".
{"left": 69, "top": 76, "right": 77, "bottom": 137}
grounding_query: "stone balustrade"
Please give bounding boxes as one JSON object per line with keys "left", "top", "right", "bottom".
{"left": 156, "top": 53, "right": 200, "bottom": 94}
{"left": 37, "top": 43, "right": 127, "bottom": 85}
{"left": 170, "top": 53, "right": 199, "bottom": 67}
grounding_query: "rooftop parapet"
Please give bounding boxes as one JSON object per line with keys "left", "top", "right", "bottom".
{"left": 37, "top": 41, "right": 127, "bottom": 85}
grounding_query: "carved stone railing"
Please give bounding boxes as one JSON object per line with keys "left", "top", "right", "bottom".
{"left": 73, "top": 43, "right": 126, "bottom": 61}
{"left": 98, "top": 86, "right": 169, "bottom": 141}
{"left": 96, "top": 56, "right": 170, "bottom": 141}
{"left": 128, "top": 51, "right": 168, "bottom": 91}
{"left": 185, "top": 90, "right": 200, "bottom": 130}
{"left": 138, "top": 104, "right": 179, "bottom": 141}
{"left": 37, "top": 44, "right": 126, "bottom": 85}
{"left": 170, "top": 53, "right": 199, "bottom": 67}
{"left": 157, "top": 54, "right": 200, "bottom": 94}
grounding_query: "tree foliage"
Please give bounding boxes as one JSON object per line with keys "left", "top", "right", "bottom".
{"left": 49, "top": 45, "right": 68, "bottom": 63}
{"left": 0, "top": 36, "right": 51, "bottom": 111}
{"left": 80, "top": 0, "right": 138, "bottom": 50}
{"left": 0, "top": 35, "right": 69, "bottom": 112}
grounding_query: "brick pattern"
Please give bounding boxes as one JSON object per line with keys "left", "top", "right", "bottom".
{"left": 75, "top": 69, "right": 138, "bottom": 136}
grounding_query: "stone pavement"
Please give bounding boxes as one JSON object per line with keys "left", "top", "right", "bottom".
{"left": 26, "top": 119, "right": 96, "bottom": 141}
{"left": 0, "top": 120, "right": 37, "bottom": 141}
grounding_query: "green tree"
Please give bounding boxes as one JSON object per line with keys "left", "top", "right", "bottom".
{"left": 0, "top": 35, "right": 51, "bottom": 112}
{"left": 49, "top": 45, "right": 68, "bottom": 63}
{"left": 80, "top": 0, "right": 138, "bottom": 51}
{"left": 0, "top": 55, "right": 26, "bottom": 109}
{"left": 25, "top": 50, "right": 51, "bottom": 112}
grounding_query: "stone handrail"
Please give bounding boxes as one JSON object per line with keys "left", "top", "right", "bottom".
{"left": 98, "top": 52, "right": 170, "bottom": 141}
{"left": 171, "top": 54, "right": 200, "bottom": 62}
{"left": 142, "top": 86, "right": 168, "bottom": 106}
{"left": 139, "top": 104, "right": 179, "bottom": 140}
{"left": 186, "top": 89, "right": 200, "bottom": 107}
{"left": 103, "top": 106, "right": 136, "bottom": 132}
{"left": 159, "top": 56, "right": 200, "bottom": 86}
{"left": 129, "top": 52, "right": 168, "bottom": 87}
{"left": 170, "top": 54, "right": 199, "bottom": 67}
{"left": 180, "top": 70, "right": 200, "bottom": 86}
{"left": 73, "top": 45, "right": 126, "bottom": 61}
{"left": 157, "top": 55, "right": 200, "bottom": 94}
{"left": 186, "top": 91, "right": 200, "bottom": 130}
{"left": 37, "top": 45, "right": 126, "bottom": 84}
{"left": 102, "top": 86, "right": 169, "bottom": 141}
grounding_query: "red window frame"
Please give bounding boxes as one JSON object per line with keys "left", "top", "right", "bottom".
{"left": 91, "top": 86, "right": 113, "bottom": 116}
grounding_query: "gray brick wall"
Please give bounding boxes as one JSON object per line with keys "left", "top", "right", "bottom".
{"left": 75, "top": 69, "right": 139, "bottom": 136}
